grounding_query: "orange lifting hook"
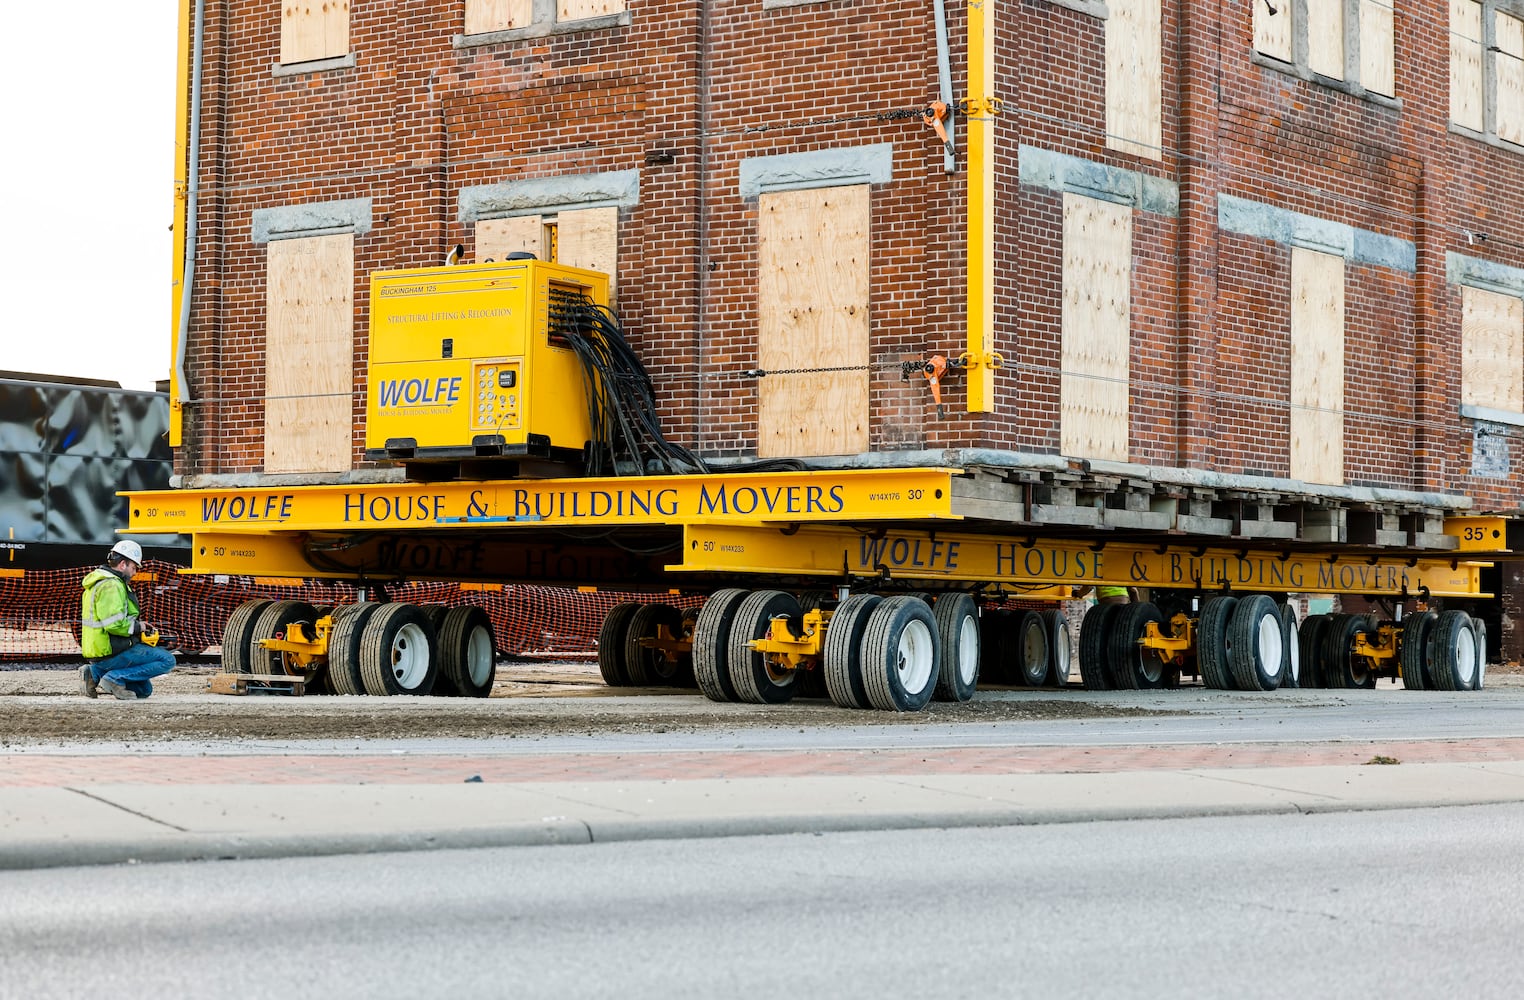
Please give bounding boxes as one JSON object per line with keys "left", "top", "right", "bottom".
{"left": 924, "top": 354, "right": 949, "bottom": 419}
{"left": 923, "top": 101, "right": 950, "bottom": 145}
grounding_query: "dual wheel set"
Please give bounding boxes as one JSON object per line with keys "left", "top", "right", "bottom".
{"left": 220, "top": 599, "right": 498, "bottom": 697}
{"left": 1302, "top": 608, "right": 1487, "bottom": 691}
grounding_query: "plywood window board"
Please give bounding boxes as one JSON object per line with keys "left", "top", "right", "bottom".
{"left": 1289, "top": 247, "right": 1345, "bottom": 484}
{"left": 1254, "top": 0, "right": 1294, "bottom": 62}
{"left": 1452, "top": 0, "right": 1486, "bottom": 130}
{"left": 1462, "top": 286, "right": 1524, "bottom": 412}
{"left": 264, "top": 234, "right": 354, "bottom": 473}
{"left": 756, "top": 185, "right": 871, "bottom": 459}
{"left": 465, "top": 0, "right": 533, "bottom": 35}
{"left": 557, "top": 207, "right": 620, "bottom": 303}
{"left": 560, "top": 0, "right": 626, "bottom": 20}
{"left": 280, "top": 1, "right": 350, "bottom": 65}
{"left": 1307, "top": 0, "right": 1348, "bottom": 80}
{"left": 1060, "top": 193, "right": 1133, "bottom": 463}
{"left": 476, "top": 216, "right": 545, "bottom": 262}
{"left": 1105, "top": 0, "right": 1162, "bottom": 160}
{"left": 1361, "top": 0, "right": 1396, "bottom": 97}
{"left": 1497, "top": 12, "right": 1524, "bottom": 144}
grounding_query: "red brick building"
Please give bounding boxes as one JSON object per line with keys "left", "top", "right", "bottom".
{"left": 171, "top": 1, "right": 1524, "bottom": 648}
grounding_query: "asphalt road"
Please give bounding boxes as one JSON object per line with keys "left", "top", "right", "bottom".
{"left": 5, "top": 802, "right": 1523, "bottom": 999}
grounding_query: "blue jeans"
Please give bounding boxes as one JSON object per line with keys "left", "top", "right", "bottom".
{"left": 88, "top": 643, "right": 177, "bottom": 698}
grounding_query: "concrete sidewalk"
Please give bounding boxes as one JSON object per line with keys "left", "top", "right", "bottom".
{"left": 7, "top": 758, "right": 1524, "bottom": 870}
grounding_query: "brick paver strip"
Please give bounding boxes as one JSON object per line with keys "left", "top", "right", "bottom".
{"left": 4, "top": 737, "right": 1524, "bottom": 787}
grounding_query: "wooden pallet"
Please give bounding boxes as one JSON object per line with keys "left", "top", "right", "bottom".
{"left": 207, "top": 672, "right": 308, "bottom": 696}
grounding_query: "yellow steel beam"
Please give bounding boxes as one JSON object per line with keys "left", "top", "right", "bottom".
{"left": 168, "top": 0, "right": 192, "bottom": 447}
{"left": 1445, "top": 516, "right": 1508, "bottom": 552}
{"left": 123, "top": 469, "right": 960, "bottom": 535}
{"left": 671, "top": 524, "right": 1489, "bottom": 598}
{"left": 965, "top": 0, "right": 996, "bottom": 412}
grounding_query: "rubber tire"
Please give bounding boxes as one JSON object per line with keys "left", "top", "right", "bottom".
{"left": 1279, "top": 603, "right": 1300, "bottom": 689}
{"left": 220, "top": 600, "right": 271, "bottom": 674}
{"left": 727, "top": 590, "right": 803, "bottom": 705}
{"left": 824, "top": 594, "right": 881, "bottom": 708}
{"left": 327, "top": 602, "right": 380, "bottom": 696}
{"left": 1473, "top": 617, "right": 1488, "bottom": 690}
{"left": 358, "top": 603, "right": 438, "bottom": 697}
{"left": 623, "top": 603, "right": 684, "bottom": 686}
{"left": 1320, "top": 613, "right": 1377, "bottom": 690}
{"left": 1078, "top": 603, "right": 1119, "bottom": 690}
{"left": 1399, "top": 610, "right": 1436, "bottom": 691}
{"left": 1426, "top": 610, "right": 1478, "bottom": 691}
{"left": 1109, "top": 602, "right": 1166, "bottom": 690}
{"left": 435, "top": 605, "right": 496, "bottom": 698}
{"left": 860, "top": 596, "right": 940, "bottom": 713}
{"left": 1298, "top": 613, "right": 1331, "bottom": 689}
{"left": 1228, "top": 594, "right": 1283, "bottom": 692}
{"left": 933, "top": 593, "right": 980, "bottom": 702}
{"left": 692, "top": 589, "right": 750, "bottom": 703}
{"left": 1011, "top": 611, "right": 1049, "bottom": 687}
{"left": 597, "top": 602, "right": 641, "bottom": 687}
{"left": 247, "top": 600, "right": 320, "bottom": 677}
{"left": 1197, "top": 596, "right": 1239, "bottom": 690}
{"left": 1041, "top": 609, "right": 1071, "bottom": 687}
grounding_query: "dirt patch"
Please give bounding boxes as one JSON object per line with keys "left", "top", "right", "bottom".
{"left": 0, "top": 661, "right": 1168, "bottom": 743}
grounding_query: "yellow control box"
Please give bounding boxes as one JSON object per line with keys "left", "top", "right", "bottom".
{"left": 365, "top": 259, "right": 609, "bottom": 467}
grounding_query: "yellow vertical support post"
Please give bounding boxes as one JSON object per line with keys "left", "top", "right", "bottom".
{"left": 168, "top": 0, "right": 192, "bottom": 447}
{"left": 966, "top": 0, "right": 996, "bottom": 413}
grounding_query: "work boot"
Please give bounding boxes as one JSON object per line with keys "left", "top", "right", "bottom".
{"left": 79, "top": 665, "right": 99, "bottom": 699}
{"left": 98, "top": 677, "right": 140, "bottom": 701}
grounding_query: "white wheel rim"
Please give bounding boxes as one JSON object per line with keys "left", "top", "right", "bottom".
{"left": 1053, "top": 627, "right": 1071, "bottom": 682}
{"left": 391, "top": 622, "right": 430, "bottom": 689}
{"left": 1022, "top": 620, "right": 1045, "bottom": 677}
{"left": 466, "top": 625, "right": 493, "bottom": 687}
{"left": 1454, "top": 628, "right": 1477, "bottom": 687}
{"left": 957, "top": 615, "right": 979, "bottom": 686}
{"left": 1256, "top": 613, "right": 1282, "bottom": 679}
{"left": 897, "top": 619, "right": 936, "bottom": 695}
{"left": 1475, "top": 625, "right": 1487, "bottom": 686}
{"left": 1285, "top": 621, "right": 1300, "bottom": 683}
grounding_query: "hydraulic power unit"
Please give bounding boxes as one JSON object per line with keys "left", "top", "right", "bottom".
{"left": 364, "top": 259, "right": 609, "bottom": 470}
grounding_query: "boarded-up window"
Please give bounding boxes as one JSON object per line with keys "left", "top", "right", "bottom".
{"left": 1361, "top": 0, "right": 1396, "bottom": 96}
{"left": 756, "top": 186, "right": 870, "bottom": 459}
{"left": 265, "top": 234, "right": 354, "bottom": 473}
{"left": 465, "top": 0, "right": 533, "bottom": 34}
{"left": 1462, "top": 286, "right": 1524, "bottom": 412}
{"left": 1254, "top": 0, "right": 1294, "bottom": 62}
{"left": 1497, "top": 12, "right": 1524, "bottom": 144}
{"left": 559, "top": 0, "right": 626, "bottom": 20}
{"left": 1452, "top": 0, "right": 1486, "bottom": 130}
{"left": 1307, "top": 0, "right": 1347, "bottom": 79}
{"left": 475, "top": 208, "right": 619, "bottom": 300}
{"left": 280, "top": 1, "right": 350, "bottom": 65}
{"left": 1060, "top": 194, "right": 1132, "bottom": 462}
{"left": 1289, "top": 248, "right": 1345, "bottom": 484}
{"left": 1106, "top": 0, "right": 1162, "bottom": 160}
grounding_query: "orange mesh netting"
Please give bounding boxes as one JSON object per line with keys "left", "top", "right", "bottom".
{"left": 0, "top": 560, "right": 703, "bottom": 661}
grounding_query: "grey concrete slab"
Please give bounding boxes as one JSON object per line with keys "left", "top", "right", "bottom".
{"left": 0, "top": 788, "right": 173, "bottom": 839}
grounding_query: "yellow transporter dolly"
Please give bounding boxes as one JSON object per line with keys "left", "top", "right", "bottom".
{"left": 125, "top": 470, "right": 1503, "bottom": 710}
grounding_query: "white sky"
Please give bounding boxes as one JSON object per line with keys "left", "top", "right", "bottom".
{"left": 1, "top": 6, "right": 176, "bottom": 392}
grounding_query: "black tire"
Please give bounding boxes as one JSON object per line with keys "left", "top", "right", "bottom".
{"left": 435, "top": 605, "right": 496, "bottom": 698}
{"left": 358, "top": 603, "right": 438, "bottom": 697}
{"left": 248, "top": 600, "right": 320, "bottom": 677}
{"left": 1197, "top": 596, "right": 1238, "bottom": 690}
{"left": 727, "top": 590, "right": 803, "bottom": 705}
{"left": 861, "top": 596, "right": 940, "bottom": 712}
{"left": 1279, "top": 603, "right": 1300, "bottom": 689}
{"left": 795, "top": 590, "right": 832, "bottom": 613}
{"left": 669, "top": 607, "right": 701, "bottom": 689}
{"left": 623, "top": 603, "right": 685, "bottom": 686}
{"left": 1298, "top": 613, "right": 1331, "bottom": 689}
{"left": 220, "top": 600, "right": 271, "bottom": 674}
{"left": 1109, "top": 602, "right": 1167, "bottom": 689}
{"left": 933, "top": 593, "right": 980, "bottom": 702}
{"left": 1321, "top": 613, "right": 1377, "bottom": 690}
{"left": 597, "top": 602, "right": 641, "bottom": 687}
{"left": 1012, "top": 611, "right": 1049, "bottom": 687}
{"left": 979, "top": 609, "right": 1012, "bottom": 685}
{"left": 1426, "top": 610, "right": 1478, "bottom": 691}
{"left": 1473, "top": 617, "right": 1488, "bottom": 690}
{"left": 1079, "top": 603, "right": 1119, "bottom": 690}
{"left": 692, "top": 589, "right": 750, "bottom": 703}
{"left": 1228, "top": 594, "right": 1283, "bottom": 692}
{"left": 1399, "top": 610, "right": 1436, "bottom": 691}
{"left": 327, "top": 602, "right": 380, "bottom": 696}
{"left": 423, "top": 604, "right": 451, "bottom": 633}
{"left": 824, "top": 594, "right": 882, "bottom": 709}
{"left": 1040, "top": 609, "right": 1071, "bottom": 687}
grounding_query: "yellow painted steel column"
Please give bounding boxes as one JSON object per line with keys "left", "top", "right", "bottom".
{"left": 168, "top": 0, "right": 192, "bottom": 447}
{"left": 966, "top": 0, "right": 996, "bottom": 412}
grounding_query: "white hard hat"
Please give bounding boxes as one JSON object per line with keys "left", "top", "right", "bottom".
{"left": 109, "top": 540, "right": 144, "bottom": 564}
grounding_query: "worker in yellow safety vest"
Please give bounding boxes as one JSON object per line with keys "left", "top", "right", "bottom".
{"left": 79, "top": 540, "right": 176, "bottom": 700}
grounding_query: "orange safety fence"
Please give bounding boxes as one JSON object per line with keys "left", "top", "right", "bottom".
{"left": 0, "top": 561, "right": 704, "bottom": 662}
